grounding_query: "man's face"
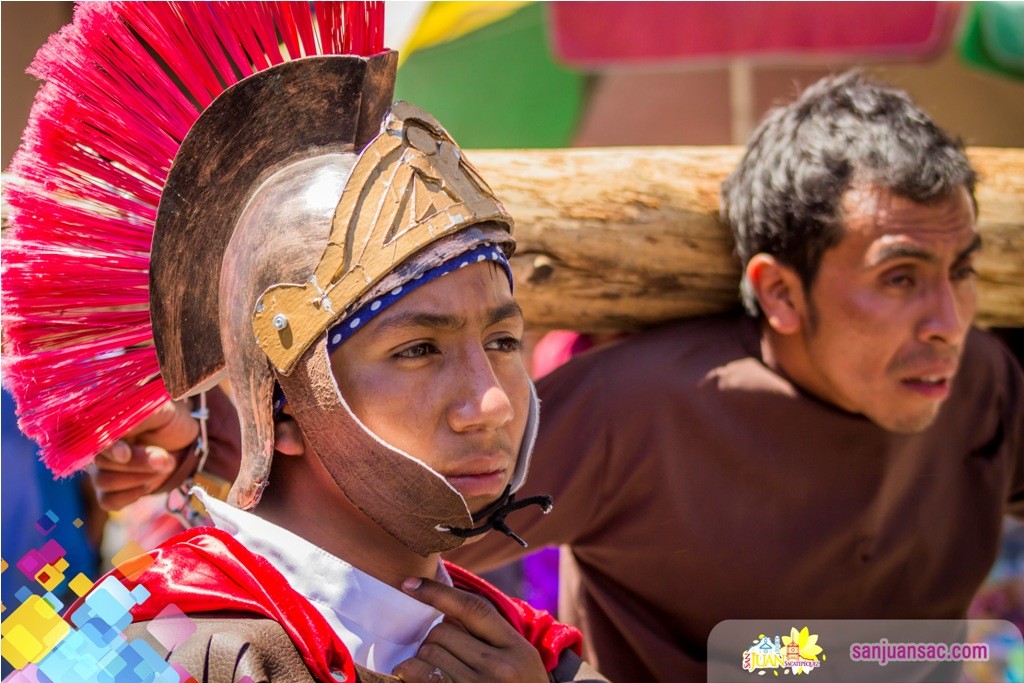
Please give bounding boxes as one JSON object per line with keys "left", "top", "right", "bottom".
{"left": 330, "top": 261, "right": 530, "bottom": 514}
{"left": 784, "top": 184, "right": 979, "bottom": 433}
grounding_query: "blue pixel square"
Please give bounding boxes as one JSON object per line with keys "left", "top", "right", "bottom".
{"left": 81, "top": 619, "right": 124, "bottom": 649}
{"left": 71, "top": 654, "right": 102, "bottom": 681}
{"left": 101, "top": 638, "right": 169, "bottom": 683}
{"left": 15, "top": 585, "right": 34, "bottom": 603}
{"left": 129, "top": 584, "right": 150, "bottom": 604}
{"left": 98, "top": 647, "right": 127, "bottom": 677}
{"left": 37, "top": 643, "right": 75, "bottom": 682}
{"left": 70, "top": 601, "right": 95, "bottom": 628}
{"left": 35, "top": 510, "right": 58, "bottom": 535}
{"left": 82, "top": 576, "right": 135, "bottom": 629}
{"left": 135, "top": 638, "right": 171, "bottom": 671}
{"left": 41, "top": 591, "right": 63, "bottom": 612}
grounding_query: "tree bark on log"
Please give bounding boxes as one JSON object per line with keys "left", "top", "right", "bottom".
{"left": 472, "top": 146, "right": 1024, "bottom": 331}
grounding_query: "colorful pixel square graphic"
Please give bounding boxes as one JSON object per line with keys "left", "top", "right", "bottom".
{"left": 1, "top": 595, "right": 71, "bottom": 669}
{"left": 112, "top": 542, "right": 155, "bottom": 582}
{"left": 34, "top": 511, "right": 58, "bottom": 536}
{"left": 146, "top": 604, "right": 196, "bottom": 652}
{"left": 68, "top": 573, "right": 94, "bottom": 598}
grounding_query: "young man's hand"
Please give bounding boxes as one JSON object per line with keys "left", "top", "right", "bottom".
{"left": 393, "top": 578, "right": 548, "bottom": 683}
{"left": 89, "top": 399, "right": 198, "bottom": 511}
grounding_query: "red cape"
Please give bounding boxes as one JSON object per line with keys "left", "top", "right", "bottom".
{"left": 70, "top": 527, "right": 581, "bottom": 682}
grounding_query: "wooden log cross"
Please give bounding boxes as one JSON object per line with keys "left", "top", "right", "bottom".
{"left": 473, "top": 147, "right": 1024, "bottom": 332}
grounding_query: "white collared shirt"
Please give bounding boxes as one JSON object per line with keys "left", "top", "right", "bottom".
{"left": 194, "top": 488, "right": 450, "bottom": 674}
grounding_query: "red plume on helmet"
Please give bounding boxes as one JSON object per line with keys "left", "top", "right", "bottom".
{"left": 3, "top": 2, "right": 384, "bottom": 476}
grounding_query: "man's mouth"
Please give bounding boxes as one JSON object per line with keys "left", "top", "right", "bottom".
{"left": 899, "top": 375, "right": 952, "bottom": 399}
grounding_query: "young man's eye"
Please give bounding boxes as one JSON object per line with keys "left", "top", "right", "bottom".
{"left": 394, "top": 342, "right": 439, "bottom": 360}
{"left": 486, "top": 336, "right": 522, "bottom": 353}
{"left": 882, "top": 271, "right": 915, "bottom": 289}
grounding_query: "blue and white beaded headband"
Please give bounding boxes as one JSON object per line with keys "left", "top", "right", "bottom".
{"left": 272, "top": 242, "right": 512, "bottom": 413}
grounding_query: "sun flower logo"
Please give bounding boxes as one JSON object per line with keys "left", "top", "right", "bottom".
{"left": 781, "top": 626, "right": 824, "bottom": 675}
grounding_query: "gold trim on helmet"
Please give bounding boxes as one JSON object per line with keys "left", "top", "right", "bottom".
{"left": 253, "top": 102, "right": 513, "bottom": 374}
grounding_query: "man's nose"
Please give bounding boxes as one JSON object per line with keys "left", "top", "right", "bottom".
{"left": 446, "top": 350, "right": 514, "bottom": 433}
{"left": 917, "top": 277, "right": 972, "bottom": 347}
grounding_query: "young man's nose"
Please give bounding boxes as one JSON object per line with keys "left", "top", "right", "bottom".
{"left": 445, "top": 350, "right": 515, "bottom": 433}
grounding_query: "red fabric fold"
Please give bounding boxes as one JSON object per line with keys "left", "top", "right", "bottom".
{"left": 446, "top": 561, "right": 583, "bottom": 671}
{"left": 68, "top": 527, "right": 581, "bottom": 680}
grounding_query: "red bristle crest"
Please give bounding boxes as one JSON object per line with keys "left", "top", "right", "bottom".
{"left": 254, "top": 1, "right": 286, "bottom": 66}
{"left": 198, "top": 2, "right": 254, "bottom": 79}
{"left": 371, "top": 2, "right": 384, "bottom": 53}
{"left": 314, "top": 2, "right": 332, "bottom": 55}
{"left": 4, "top": 1, "right": 386, "bottom": 475}
{"left": 179, "top": 2, "right": 242, "bottom": 88}
{"left": 345, "top": 2, "right": 359, "bottom": 54}
{"left": 271, "top": 2, "right": 303, "bottom": 60}
{"left": 231, "top": 3, "right": 273, "bottom": 72}
{"left": 114, "top": 2, "right": 216, "bottom": 108}
{"left": 293, "top": 2, "right": 320, "bottom": 57}
{"left": 332, "top": 2, "right": 347, "bottom": 53}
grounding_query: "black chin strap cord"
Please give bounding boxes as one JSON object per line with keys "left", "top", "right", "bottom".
{"left": 447, "top": 485, "right": 554, "bottom": 547}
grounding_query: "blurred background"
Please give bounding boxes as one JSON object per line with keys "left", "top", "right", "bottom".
{"left": 3, "top": 1, "right": 1023, "bottom": 675}
{"left": 5, "top": 1, "right": 1024, "bottom": 167}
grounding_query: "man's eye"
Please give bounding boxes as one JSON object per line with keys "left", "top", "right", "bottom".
{"left": 952, "top": 264, "right": 977, "bottom": 282}
{"left": 487, "top": 336, "right": 522, "bottom": 353}
{"left": 394, "top": 343, "right": 438, "bottom": 360}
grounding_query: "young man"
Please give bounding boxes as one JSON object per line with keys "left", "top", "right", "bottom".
{"left": 4, "top": 4, "right": 603, "bottom": 682}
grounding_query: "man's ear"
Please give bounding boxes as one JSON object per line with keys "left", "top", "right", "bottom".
{"left": 745, "top": 254, "right": 808, "bottom": 335}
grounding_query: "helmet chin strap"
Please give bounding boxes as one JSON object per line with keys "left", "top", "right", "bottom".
{"left": 446, "top": 484, "right": 553, "bottom": 548}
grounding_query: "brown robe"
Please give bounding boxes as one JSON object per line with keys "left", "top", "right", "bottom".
{"left": 449, "top": 314, "right": 1024, "bottom": 681}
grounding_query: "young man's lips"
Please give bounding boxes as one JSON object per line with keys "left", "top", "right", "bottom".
{"left": 444, "top": 470, "right": 507, "bottom": 498}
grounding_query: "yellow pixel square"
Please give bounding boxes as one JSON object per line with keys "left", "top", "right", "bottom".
{"left": 113, "top": 541, "right": 154, "bottom": 581}
{"left": 68, "top": 573, "right": 94, "bottom": 597}
{"left": 0, "top": 595, "right": 70, "bottom": 669}
{"left": 2, "top": 624, "right": 43, "bottom": 668}
{"left": 54, "top": 558, "right": 69, "bottom": 572}
{"left": 34, "top": 564, "right": 64, "bottom": 592}
{"left": 1, "top": 559, "right": 8, "bottom": 573}
{"left": 73, "top": 518, "right": 84, "bottom": 528}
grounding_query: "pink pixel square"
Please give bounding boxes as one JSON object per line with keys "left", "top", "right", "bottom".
{"left": 146, "top": 603, "right": 197, "bottom": 651}
{"left": 38, "top": 539, "right": 64, "bottom": 563}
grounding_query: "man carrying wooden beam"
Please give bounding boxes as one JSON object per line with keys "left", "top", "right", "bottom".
{"left": 448, "top": 71, "right": 1024, "bottom": 681}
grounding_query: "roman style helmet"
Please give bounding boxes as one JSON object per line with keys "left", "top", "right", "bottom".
{"left": 4, "top": 1, "right": 546, "bottom": 557}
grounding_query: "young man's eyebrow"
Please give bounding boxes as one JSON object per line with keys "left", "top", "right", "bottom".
{"left": 371, "top": 301, "right": 523, "bottom": 335}
{"left": 484, "top": 301, "right": 524, "bottom": 328}
{"left": 374, "top": 311, "right": 467, "bottom": 334}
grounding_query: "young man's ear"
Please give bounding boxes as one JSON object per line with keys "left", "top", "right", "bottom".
{"left": 274, "top": 415, "right": 306, "bottom": 457}
{"left": 745, "top": 254, "right": 808, "bottom": 335}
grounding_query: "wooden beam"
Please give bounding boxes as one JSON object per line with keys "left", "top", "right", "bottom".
{"left": 473, "top": 146, "right": 1024, "bottom": 330}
